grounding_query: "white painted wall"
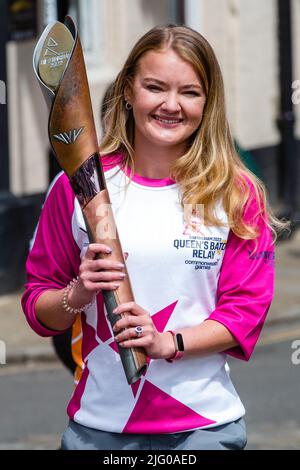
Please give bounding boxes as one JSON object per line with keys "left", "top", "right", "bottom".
{"left": 7, "top": 40, "right": 49, "bottom": 195}
{"left": 236, "top": 0, "right": 279, "bottom": 149}
{"left": 187, "top": 0, "right": 279, "bottom": 149}
{"left": 8, "top": 0, "right": 171, "bottom": 195}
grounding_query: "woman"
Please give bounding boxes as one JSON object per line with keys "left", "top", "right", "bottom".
{"left": 22, "top": 25, "right": 287, "bottom": 450}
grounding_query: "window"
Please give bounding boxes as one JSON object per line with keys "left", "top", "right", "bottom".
{"left": 69, "top": 0, "right": 105, "bottom": 70}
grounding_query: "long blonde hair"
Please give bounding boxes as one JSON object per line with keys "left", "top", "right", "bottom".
{"left": 100, "top": 24, "right": 290, "bottom": 243}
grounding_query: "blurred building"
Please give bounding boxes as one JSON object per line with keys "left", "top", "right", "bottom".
{"left": 0, "top": 0, "right": 299, "bottom": 293}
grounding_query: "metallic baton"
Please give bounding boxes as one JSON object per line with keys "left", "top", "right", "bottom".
{"left": 33, "top": 16, "right": 148, "bottom": 385}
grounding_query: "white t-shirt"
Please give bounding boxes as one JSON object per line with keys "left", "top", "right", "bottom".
{"left": 22, "top": 152, "right": 275, "bottom": 434}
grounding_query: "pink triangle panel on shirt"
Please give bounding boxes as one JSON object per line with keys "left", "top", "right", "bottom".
{"left": 123, "top": 379, "right": 216, "bottom": 434}
{"left": 67, "top": 364, "right": 89, "bottom": 419}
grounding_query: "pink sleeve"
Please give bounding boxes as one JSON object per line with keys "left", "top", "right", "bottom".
{"left": 207, "top": 186, "right": 275, "bottom": 361}
{"left": 21, "top": 173, "right": 81, "bottom": 337}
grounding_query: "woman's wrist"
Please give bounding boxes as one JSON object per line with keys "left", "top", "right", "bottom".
{"left": 65, "top": 277, "right": 95, "bottom": 313}
{"left": 161, "top": 331, "right": 177, "bottom": 360}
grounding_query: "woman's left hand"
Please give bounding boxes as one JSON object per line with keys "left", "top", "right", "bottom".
{"left": 112, "top": 302, "right": 174, "bottom": 360}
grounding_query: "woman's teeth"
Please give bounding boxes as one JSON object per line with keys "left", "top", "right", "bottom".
{"left": 154, "top": 116, "right": 182, "bottom": 124}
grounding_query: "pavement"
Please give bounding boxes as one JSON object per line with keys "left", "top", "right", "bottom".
{"left": 0, "top": 229, "right": 300, "bottom": 365}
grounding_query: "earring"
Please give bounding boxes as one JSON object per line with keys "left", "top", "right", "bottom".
{"left": 125, "top": 101, "right": 132, "bottom": 110}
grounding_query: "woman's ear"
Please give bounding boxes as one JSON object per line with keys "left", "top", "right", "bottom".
{"left": 124, "top": 80, "right": 133, "bottom": 104}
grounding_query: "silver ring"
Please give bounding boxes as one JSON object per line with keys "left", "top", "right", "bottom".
{"left": 135, "top": 326, "right": 143, "bottom": 337}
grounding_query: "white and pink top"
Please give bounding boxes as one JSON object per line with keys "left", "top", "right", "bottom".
{"left": 22, "top": 153, "right": 275, "bottom": 434}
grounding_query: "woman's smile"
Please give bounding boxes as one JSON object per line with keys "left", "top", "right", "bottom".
{"left": 151, "top": 114, "right": 184, "bottom": 128}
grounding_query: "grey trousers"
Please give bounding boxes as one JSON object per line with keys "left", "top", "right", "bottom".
{"left": 61, "top": 418, "right": 247, "bottom": 450}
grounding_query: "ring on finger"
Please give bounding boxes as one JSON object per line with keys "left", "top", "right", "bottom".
{"left": 134, "top": 326, "right": 143, "bottom": 337}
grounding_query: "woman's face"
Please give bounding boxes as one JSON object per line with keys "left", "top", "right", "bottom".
{"left": 126, "top": 49, "right": 206, "bottom": 151}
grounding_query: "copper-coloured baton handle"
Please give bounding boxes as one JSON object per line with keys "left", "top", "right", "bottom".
{"left": 33, "top": 16, "right": 148, "bottom": 384}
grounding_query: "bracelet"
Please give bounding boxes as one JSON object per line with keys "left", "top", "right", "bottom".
{"left": 62, "top": 276, "right": 93, "bottom": 315}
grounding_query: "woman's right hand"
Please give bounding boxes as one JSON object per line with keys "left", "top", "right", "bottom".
{"left": 68, "top": 243, "right": 128, "bottom": 308}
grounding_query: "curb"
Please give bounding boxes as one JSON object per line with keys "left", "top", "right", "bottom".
{"left": 5, "top": 346, "right": 57, "bottom": 365}
{"left": 265, "top": 308, "right": 300, "bottom": 326}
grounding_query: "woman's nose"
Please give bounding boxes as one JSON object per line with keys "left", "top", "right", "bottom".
{"left": 161, "top": 92, "right": 181, "bottom": 112}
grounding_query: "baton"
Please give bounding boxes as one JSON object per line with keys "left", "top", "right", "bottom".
{"left": 33, "top": 16, "right": 148, "bottom": 385}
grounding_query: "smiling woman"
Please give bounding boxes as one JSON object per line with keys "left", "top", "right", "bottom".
{"left": 123, "top": 49, "right": 206, "bottom": 175}
{"left": 100, "top": 25, "right": 286, "bottom": 241}
{"left": 22, "top": 24, "right": 288, "bottom": 451}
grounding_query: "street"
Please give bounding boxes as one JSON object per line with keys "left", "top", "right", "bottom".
{"left": 0, "top": 320, "right": 300, "bottom": 450}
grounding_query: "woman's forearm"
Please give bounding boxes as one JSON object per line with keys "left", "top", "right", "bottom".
{"left": 35, "top": 279, "right": 94, "bottom": 331}
{"left": 178, "top": 319, "right": 238, "bottom": 357}
{"left": 35, "top": 288, "right": 76, "bottom": 331}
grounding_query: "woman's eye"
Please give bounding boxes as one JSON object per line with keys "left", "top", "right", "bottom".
{"left": 147, "top": 85, "right": 162, "bottom": 92}
{"left": 184, "top": 91, "right": 201, "bottom": 97}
